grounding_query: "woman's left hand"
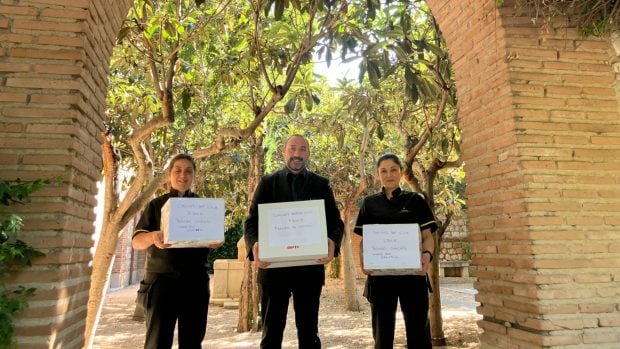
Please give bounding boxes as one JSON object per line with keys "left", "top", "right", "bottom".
{"left": 415, "top": 250, "right": 433, "bottom": 275}
{"left": 207, "top": 241, "right": 225, "bottom": 249}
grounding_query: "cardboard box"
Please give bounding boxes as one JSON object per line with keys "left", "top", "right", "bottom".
{"left": 161, "top": 198, "right": 225, "bottom": 248}
{"left": 258, "top": 199, "right": 327, "bottom": 268}
{"left": 362, "top": 223, "right": 422, "bottom": 275}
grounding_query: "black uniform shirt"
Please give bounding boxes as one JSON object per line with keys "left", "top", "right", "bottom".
{"left": 354, "top": 187, "right": 438, "bottom": 235}
{"left": 244, "top": 167, "right": 344, "bottom": 260}
{"left": 134, "top": 189, "right": 211, "bottom": 275}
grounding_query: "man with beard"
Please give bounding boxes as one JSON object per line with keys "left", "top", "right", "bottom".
{"left": 244, "top": 134, "right": 344, "bottom": 349}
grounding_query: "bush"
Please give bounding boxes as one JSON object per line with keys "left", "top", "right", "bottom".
{"left": 0, "top": 180, "right": 47, "bottom": 348}
{"left": 207, "top": 219, "right": 243, "bottom": 273}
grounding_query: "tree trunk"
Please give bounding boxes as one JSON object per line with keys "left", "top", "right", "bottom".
{"left": 429, "top": 228, "right": 446, "bottom": 346}
{"left": 251, "top": 262, "right": 260, "bottom": 331}
{"left": 341, "top": 210, "right": 361, "bottom": 311}
{"left": 237, "top": 257, "right": 254, "bottom": 332}
{"left": 84, "top": 132, "right": 122, "bottom": 347}
{"left": 84, "top": 220, "right": 122, "bottom": 347}
{"left": 340, "top": 124, "right": 369, "bottom": 312}
{"left": 237, "top": 135, "right": 263, "bottom": 332}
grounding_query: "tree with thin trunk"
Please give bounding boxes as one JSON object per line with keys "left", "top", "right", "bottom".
{"left": 235, "top": 0, "right": 349, "bottom": 331}
{"left": 86, "top": 0, "right": 347, "bottom": 344}
{"left": 237, "top": 134, "right": 263, "bottom": 332}
{"left": 325, "top": 2, "right": 467, "bottom": 342}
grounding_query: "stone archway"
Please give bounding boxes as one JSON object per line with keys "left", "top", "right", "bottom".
{"left": 1, "top": 1, "right": 619, "bottom": 348}
{"left": 1, "top": 1, "right": 133, "bottom": 348}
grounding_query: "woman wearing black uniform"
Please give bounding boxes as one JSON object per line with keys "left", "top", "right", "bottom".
{"left": 354, "top": 153, "right": 437, "bottom": 349}
{"left": 132, "top": 153, "right": 223, "bottom": 349}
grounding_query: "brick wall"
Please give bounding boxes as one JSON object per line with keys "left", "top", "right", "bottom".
{"left": 0, "top": 1, "right": 133, "bottom": 348}
{"left": 428, "top": 0, "right": 620, "bottom": 347}
{"left": 108, "top": 215, "right": 144, "bottom": 289}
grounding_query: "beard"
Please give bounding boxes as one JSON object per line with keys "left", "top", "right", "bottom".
{"left": 286, "top": 157, "right": 306, "bottom": 173}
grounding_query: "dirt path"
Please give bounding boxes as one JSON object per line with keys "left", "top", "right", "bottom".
{"left": 93, "top": 278, "right": 481, "bottom": 348}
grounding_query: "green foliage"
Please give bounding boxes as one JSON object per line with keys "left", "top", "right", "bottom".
{"left": 0, "top": 180, "right": 46, "bottom": 348}
{"left": 197, "top": 152, "right": 250, "bottom": 225}
{"left": 107, "top": 0, "right": 468, "bottom": 263}
{"left": 513, "top": 0, "right": 620, "bottom": 36}
{"left": 0, "top": 179, "right": 47, "bottom": 207}
{"left": 207, "top": 220, "right": 243, "bottom": 272}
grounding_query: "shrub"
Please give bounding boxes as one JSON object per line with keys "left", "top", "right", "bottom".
{"left": 0, "top": 180, "right": 47, "bottom": 348}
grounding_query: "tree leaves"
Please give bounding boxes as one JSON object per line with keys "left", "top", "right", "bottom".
{"left": 181, "top": 89, "right": 192, "bottom": 111}
{"left": 366, "top": 59, "right": 381, "bottom": 89}
{"left": 1, "top": 180, "right": 46, "bottom": 348}
{"left": 0, "top": 179, "right": 48, "bottom": 206}
{"left": 284, "top": 98, "right": 297, "bottom": 114}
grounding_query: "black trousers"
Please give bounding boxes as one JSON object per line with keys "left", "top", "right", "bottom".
{"left": 366, "top": 275, "right": 430, "bottom": 349}
{"left": 259, "top": 276, "right": 323, "bottom": 349}
{"left": 140, "top": 272, "right": 210, "bottom": 349}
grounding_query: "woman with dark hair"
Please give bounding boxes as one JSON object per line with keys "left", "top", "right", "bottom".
{"left": 354, "top": 153, "right": 437, "bottom": 349}
{"left": 132, "top": 153, "right": 223, "bottom": 349}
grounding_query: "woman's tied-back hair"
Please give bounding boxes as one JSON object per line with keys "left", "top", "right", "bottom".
{"left": 376, "top": 153, "right": 403, "bottom": 169}
{"left": 167, "top": 153, "right": 196, "bottom": 173}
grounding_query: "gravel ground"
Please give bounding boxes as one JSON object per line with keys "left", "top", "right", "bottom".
{"left": 93, "top": 277, "right": 481, "bottom": 348}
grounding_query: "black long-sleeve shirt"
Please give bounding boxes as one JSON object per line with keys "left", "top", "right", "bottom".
{"left": 244, "top": 167, "right": 344, "bottom": 261}
{"left": 244, "top": 168, "right": 344, "bottom": 285}
{"left": 133, "top": 189, "right": 211, "bottom": 275}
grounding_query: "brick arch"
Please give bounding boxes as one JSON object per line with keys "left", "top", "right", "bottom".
{"left": 1, "top": 1, "right": 134, "bottom": 348}
{"left": 428, "top": 0, "right": 620, "bottom": 348}
{"left": 1, "top": 1, "right": 619, "bottom": 348}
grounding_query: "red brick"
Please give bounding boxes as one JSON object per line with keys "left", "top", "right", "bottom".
{"left": 2, "top": 107, "right": 81, "bottom": 119}
{"left": 41, "top": 8, "right": 88, "bottom": 20}
{"left": 0, "top": 92, "right": 28, "bottom": 102}
{"left": 37, "top": 35, "right": 84, "bottom": 47}
{"left": 30, "top": 93, "right": 80, "bottom": 104}
{"left": 29, "top": 0, "right": 90, "bottom": 8}
{"left": 11, "top": 47, "right": 82, "bottom": 60}
{"left": 34, "top": 63, "right": 82, "bottom": 74}
{"left": 5, "top": 77, "right": 81, "bottom": 90}
{"left": 0, "top": 5, "right": 38, "bottom": 16}
{"left": 0, "top": 153, "right": 19, "bottom": 164}
{"left": 0, "top": 33, "right": 34, "bottom": 44}
{"left": 12, "top": 19, "right": 84, "bottom": 33}
{"left": 0, "top": 62, "right": 30, "bottom": 72}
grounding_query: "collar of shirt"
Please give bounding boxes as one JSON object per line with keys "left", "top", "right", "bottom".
{"left": 169, "top": 188, "right": 193, "bottom": 197}
{"left": 284, "top": 166, "right": 307, "bottom": 179}
{"left": 381, "top": 186, "right": 402, "bottom": 200}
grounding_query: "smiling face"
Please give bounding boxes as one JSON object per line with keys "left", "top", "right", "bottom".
{"left": 377, "top": 158, "right": 402, "bottom": 194}
{"left": 282, "top": 135, "right": 310, "bottom": 174}
{"left": 169, "top": 158, "right": 195, "bottom": 193}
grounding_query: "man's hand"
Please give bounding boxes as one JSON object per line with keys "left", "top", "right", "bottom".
{"left": 316, "top": 238, "right": 335, "bottom": 265}
{"left": 252, "top": 242, "right": 271, "bottom": 268}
